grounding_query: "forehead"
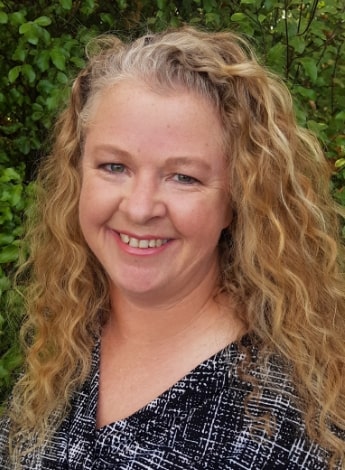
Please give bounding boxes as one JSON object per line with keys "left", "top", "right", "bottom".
{"left": 81, "top": 81, "right": 229, "bottom": 183}
{"left": 84, "top": 79, "right": 225, "bottom": 149}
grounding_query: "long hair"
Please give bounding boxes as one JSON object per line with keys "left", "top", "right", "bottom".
{"left": 6, "top": 26, "right": 345, "bottom": 466}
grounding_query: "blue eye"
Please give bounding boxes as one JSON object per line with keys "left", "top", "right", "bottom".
{"left": 103, "top": 163, "right": 125, "bottom": 173}
{"left": 173, "top": 174, "right": 199, "bottom": 184}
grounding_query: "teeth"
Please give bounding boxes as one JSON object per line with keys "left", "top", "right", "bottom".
{"left": 119, "top": 233, "right": 168, "bottom": 249}
{"left": 139, "top": 240, "right": 149, "bottom": 248}
{"left": 129, "top": 238, "right": 139, "bottom": 248}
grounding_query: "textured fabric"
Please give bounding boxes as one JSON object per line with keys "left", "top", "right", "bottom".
{"left": 0, "top": 335, "right": 338, "bottom": 469}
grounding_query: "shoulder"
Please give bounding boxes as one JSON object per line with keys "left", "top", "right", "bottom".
{"left": 217, "top": 336, "right": 337, "bottom": 469}
{"left": 0, "top": 413, "right": 10, "bottom": 469}
{"left": 0, "top": 412, "right": 46, "bottom": 470}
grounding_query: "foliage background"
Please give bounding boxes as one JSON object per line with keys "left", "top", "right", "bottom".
{"left": 0, "top": 0, "right": 344, "bottom": 408}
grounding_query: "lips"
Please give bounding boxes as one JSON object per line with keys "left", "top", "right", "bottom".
{"left": 119, "top": 233, "right": 169, "bottom": 249}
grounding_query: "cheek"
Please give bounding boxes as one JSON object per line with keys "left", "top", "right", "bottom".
{"left": 177, "top": 197, "right": 230, "bottom": 241}
{"left": 203, "top": 196, "right": 231, "bottom": 229}
{"left": 78, "top": 197, "right": 93, "bottom": 243}
{"left": 78, "top": 181, "right": 107, "bottom": 232}
{"left": 78, "top": 184, "right": 92, "bottom": 228}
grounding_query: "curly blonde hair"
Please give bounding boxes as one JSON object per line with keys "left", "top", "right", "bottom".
{"left": 7, "top": 26, "right": 345, "bottom": 466}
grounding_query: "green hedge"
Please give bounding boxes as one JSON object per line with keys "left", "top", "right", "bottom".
{"left": 1, "top": 0, "right": 344, "bottom": 407}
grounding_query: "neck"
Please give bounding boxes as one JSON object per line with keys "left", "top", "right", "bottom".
{"left": 105, "top": 267, "right": 241, "bottom": 349}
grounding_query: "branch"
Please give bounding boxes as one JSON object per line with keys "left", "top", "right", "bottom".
{"left": 298, "top": 0, "right": 319, "bottom": 36}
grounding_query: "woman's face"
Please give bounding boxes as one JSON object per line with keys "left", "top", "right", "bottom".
{"left": 79, "top": 80, "right": 231, "bottom": 303}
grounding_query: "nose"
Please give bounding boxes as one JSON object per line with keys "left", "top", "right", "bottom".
{"left": 119, "top": 173, "right": 166, "bottom": 224}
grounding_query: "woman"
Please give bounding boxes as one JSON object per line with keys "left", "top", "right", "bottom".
{"left": 1, "top": 27, "right": 345, "bottom": 469}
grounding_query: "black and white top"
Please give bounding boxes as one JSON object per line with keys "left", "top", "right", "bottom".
{"left": 0, "top": 336, "right": 337, "bottom": 469}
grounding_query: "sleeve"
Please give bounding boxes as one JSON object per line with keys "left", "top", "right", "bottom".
{"left": 225, "top": 357, "right": 337, "bottom": 470}
{"left": 0, "top": 414, "right": 11, "bottom": 469}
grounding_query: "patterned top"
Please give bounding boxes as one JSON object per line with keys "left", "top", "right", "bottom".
{"left": 0, "top": 335, "right": 337, "bottom": 469}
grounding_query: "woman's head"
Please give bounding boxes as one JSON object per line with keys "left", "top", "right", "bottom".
{"left": 32, "top": 26, "right": 341, "bottom": 329}
{"left": 51, "top": 27, "right": 312, "bottom": 292}
{"left": 78, "top": 79, "right": 231, "bottom": 304}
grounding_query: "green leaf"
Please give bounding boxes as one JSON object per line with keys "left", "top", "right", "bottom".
{"left": 12, "top": 46, "right": 27, "bottom": 62}
{"left": 333, "top": 189, "right": 345, "bottom": 206}
{"left": 34, "top": 16, "right": 52, "bottom": 27}
{"left": 37, "top": 79, "right": 55, "bottom": 95}
{"left": 0, "top": 185, "right": 22, "bottom": 205}
{"left": 292, "top": 85, "right": 316, "bottom": 100}
{"left": 0, "top": 11, "right": 8, "bottom": 24}
{"left": 289, "top": 36, "right": 305, "bottom": 54}
{"left": 264, "top": 0, "right": 282, "bottom": 8}
{"left": 57, "top": 72, "right": 68, "bottom": 84}
{"left": 80, "top": 0, "right": 96, "bottom": 14}
{"left": 22, "top": 64, "right": 36, "bottom": 84}
{"left": 8, "top": 66, "right": 21, "bottom": 84}
{"left": 0, "top": 205, "right": 12, "bottom": 224}
{"left": 28, "top": 35, "right": 38, "bottom": 45}
{"left": 267, "top": 43, "right": 285, "bottom": 67}
{"left": 0, "top": 276, "right": 11, "bottom": 295}
{"left": 41, "top": 27, "right": 51, "bottom": 45}
{"left": 46, "top": 95, "right": 60, "bottom": 111}
{"left": 1, "top": 349, "right": 22, "bottom": 372}
{"left": 19, "top": 22, "right": 32, "bottom": 35}
{"left": 231, "top": 13, "right": 246, "bottom": 21}
{"left": 36, "top": 50, "right": 51, "bottom": 72}
{"left": 307, "top": 120, "right": 327, "bottom": 138}
{"left": 70, "top": 56, "right": 85, "bottom": 68}
{"left": 0, "top": 123, "right": 22, "bottom": 136}
{"left": 0, "top": 234, "right": 14, "bottom": 246}
{"left": 299, "top": 58, "right": 318, "bottom": 83}
{"left": 0, "top": 168, "right": 21, "bottom": 182}
{"left": 32, "top": 111, "right": 44, "bottom": 121}
{"left": 100, "top": 13, "right": 114, "bottom": 26}
{"left": 335, "top": 158, "right": 345, "bottom": 170}
{"left": 0, "top": 245, "right": 18, "bottom": 264}
{"left": 60, "top": 0, "right": 73, "bottom": 9}
{"left": 0, "top": 364, "right": 9, "bottom": 379}
{"left": 9, "top": 11, "right": 25, "bottom": 26}
{"left": 335, "top": 111, "right": 345, "bottom": 122}
{"left": 117, "top": 0, "right": 128, "bottom": 10}
{"left": 50, "top": 48, "right": 66, "bottom": 71}
{"left": 19, "top": 22, "right": 40, "bottom": 45}
{"left": 15, "top": 136, "right": 31, "bottom": 155}
{"left": 203, "top": 0, "right": 215, "bottom": 13}
{"left": 205, "top": 12, "right": 220, "bottom": 26}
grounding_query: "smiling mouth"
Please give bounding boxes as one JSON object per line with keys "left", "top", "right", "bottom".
{"left": 119, "top": 233, "right": 169, "bottom": 249}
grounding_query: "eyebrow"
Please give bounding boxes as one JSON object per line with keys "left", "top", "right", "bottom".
{"left": 86, "top": 144, "right": 213, "bottom": 171}
{"left": 164, "top": 156, "right": 212, "bottom": 171}
{"left": 86, "top": 144, "right": 131, "bottom": 159}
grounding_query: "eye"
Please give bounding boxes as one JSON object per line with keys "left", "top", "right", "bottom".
{"left": 101, "top": 163, "right": 125, "bottom": 173}
{"left": 172, "top": 173, "right": 199, "bottom": 184}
